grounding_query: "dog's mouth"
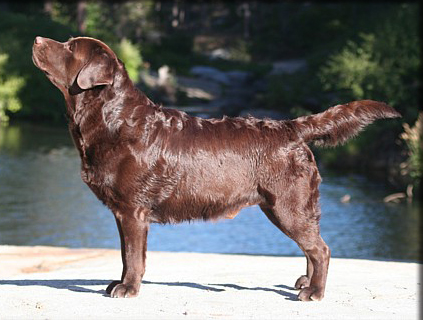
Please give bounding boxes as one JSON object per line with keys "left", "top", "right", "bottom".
{"left": 32, "top": 45, "right": 48, "bottom": 69}
{"left": 32, "top": 49, "right": 43, "bottom": 69}
{"left": 32, "top": 52, "right": 51, "bottom": 77}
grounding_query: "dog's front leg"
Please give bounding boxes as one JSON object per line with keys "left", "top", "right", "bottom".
{"left": 107, "top": 208, "right": 149, "bottom": 298}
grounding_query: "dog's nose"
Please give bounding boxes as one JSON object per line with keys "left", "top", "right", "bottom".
{"left": 34, "top": 36, "right": 44, "bottom": 45}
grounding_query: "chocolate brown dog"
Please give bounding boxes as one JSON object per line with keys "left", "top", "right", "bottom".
{"left": 32, "top": 36, "right": 400, "bottom": 300}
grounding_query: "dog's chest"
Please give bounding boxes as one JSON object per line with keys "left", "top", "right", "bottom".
{"left": 80, "top": 160, "right": 116, "bottom": 202}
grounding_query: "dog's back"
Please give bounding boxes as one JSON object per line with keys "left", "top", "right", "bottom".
{"left": 121, "top": 99, "right": 400, "bottom": 224}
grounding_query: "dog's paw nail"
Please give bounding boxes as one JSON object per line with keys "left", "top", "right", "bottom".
{"left": 106, "top": 280, "right": 121, "bottom": 294}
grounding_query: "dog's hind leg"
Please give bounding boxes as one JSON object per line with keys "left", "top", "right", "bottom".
{"left": 294, "top": 231, "right": 330, "bottom": 301}
{"left": 260, "top": 205, "right": 312, "bottom": 287}
{"left": 294, "top": 250, "right": 313, "bottom": 290}
{"left": 260, "top": 203, "right": 330, "bottom": 301}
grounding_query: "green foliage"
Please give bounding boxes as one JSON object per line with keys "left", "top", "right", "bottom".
{"left": 143, "top": 31, "right": 195, "bottom": 74}
{"left": 0, "top": 53, "right": 25, "bottom": 122}
{"left": 49, "top": 2, "right": 145, "bottom": 83}
{"left": 0, "top": 4, "right": 147, "bottom": 123}
{"left": 144, "top": 33, "right": 268, "bottom": 77}
{"left": 112, "top": 38, "right": 143, "bottom": 82}
{"left": 311, "top": 4, "right": 420, "bottom": 173}
{"left": 84, "top": 2, "right": 116, "bottom": 43}
{"left": 48, "top": 1, "right": 76, "bottom": 29}
{"left": 249, "top": 3, "right": 387, "bottom": 61}
{"left": 400, "top": 113, "right": 423, "bottom": 184}
{"left": 316, "top": 121, "right": 401, "bottom": 172}
{"left": 0, "top": 2, "right": 419, "bottom": 143}
{"left": 0, "top": 10, "right": 76, "bottom": 123}
{"left": 264, "top": 71, "right": 322, "bottom": 116}
{"left": 318, "top": 4, "right": 419, "bottom": 123}
{"left": 226, "top": 39, "right": 251, "bottom": 63}
{"left": 320, "top": 33, "right": 378, "bottom": 99}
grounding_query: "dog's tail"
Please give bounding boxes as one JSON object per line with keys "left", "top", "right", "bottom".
{"left": 292, "top": 100, "right": 401, "bottom": 147}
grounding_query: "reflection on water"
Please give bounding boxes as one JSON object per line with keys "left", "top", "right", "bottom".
{"left": 0, "top": 122, "right": 420, "bottom": 261}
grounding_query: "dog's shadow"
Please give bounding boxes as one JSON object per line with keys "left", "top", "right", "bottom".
{"left": 0, "top": 279, "right": 110, "bottom": 295}
{"left": 0, "top": 279, "right": 298, "bottom": 300}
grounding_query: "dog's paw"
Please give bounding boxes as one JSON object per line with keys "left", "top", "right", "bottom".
{"left": 294, "top": 275, "right": 310, "bottom": 290}
{"left": 297, "top": 287, "right": 324, "bottom": 301}
{"left": 106, "top": 280, "right": 121, "bottom": 294}
{"left": 110, "top": 283, "right": 139, "bottom": 298}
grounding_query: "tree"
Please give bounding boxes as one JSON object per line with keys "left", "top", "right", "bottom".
{"left": 77, "top": 1, "right": 87, "bottom": 34}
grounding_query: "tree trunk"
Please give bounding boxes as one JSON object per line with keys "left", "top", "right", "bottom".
{"left": 243, "top": 2, "right": 250, "bottom": 39}
{"left": 77, "top": 1, "right": 87, "bottom": 34}
{"left": 43, "top": 0, "right": 53, "bottom": 15}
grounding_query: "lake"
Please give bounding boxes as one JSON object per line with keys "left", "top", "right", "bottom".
{"left": 0, "top": 122, "right": 419, "bottom": 261}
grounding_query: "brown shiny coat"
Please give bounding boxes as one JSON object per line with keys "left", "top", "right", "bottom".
{"left": 32, "top": 36, "right": 401, "bottom": 300}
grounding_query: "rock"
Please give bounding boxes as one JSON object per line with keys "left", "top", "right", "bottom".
{"left": 218, "top": 86, "right": 256, "bottom": 116}
{"left": 209, "top": 48, "right": 231, "bottom": 60}
{"left": 251, "top": 78, "right": 268, "bottom": 93}
{"left": 225, "top": 70, "right": 251, "bottom": 84}
{"left": 340, "top": 194, "right": 351, "bottom": 203}
{"left": 176, "top": 75, "right": 222, "bottom": 101}
{"left": 156, "top": 65, "right": 177, "bottom": 104}
{"left": 158, "top": 65, "right": 172, "bottom": 86}
{"left": 218, "top": 98, "right": 249, "bottom": 117}
{"left": 190, "top": 66, "right": 230, "bottom": 85}
{"left": 270, "top": 59, "right": 307, "bottom": 75}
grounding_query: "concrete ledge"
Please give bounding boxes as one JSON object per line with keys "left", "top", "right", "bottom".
{"left": 0, "top": 245, "right": 420, "bottom": 319}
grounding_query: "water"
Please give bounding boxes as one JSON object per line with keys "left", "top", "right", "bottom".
{"left": 0, "top": 122, "right": 419, "bottom": 261}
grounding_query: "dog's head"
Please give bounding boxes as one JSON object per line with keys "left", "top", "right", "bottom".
{"left": 32, "top": 36, "right": 118, "bottom": 93}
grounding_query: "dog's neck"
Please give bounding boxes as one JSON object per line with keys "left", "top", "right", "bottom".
{"left": 63, "top": 67, "right": 155, "bottom": 159}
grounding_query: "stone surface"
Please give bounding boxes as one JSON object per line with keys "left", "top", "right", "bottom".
{"left": 0, "top": 245, "right": 420, "bottom": 319}
{"left": 190, "top": 66, "right": 231, "bottom": 85}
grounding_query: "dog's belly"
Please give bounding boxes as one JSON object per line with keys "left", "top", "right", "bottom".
{"left": 151, "top": 157, "right": 261, "bottom": 223}
{"left": 148, "top": 192, "right": 261, "bottom": 224}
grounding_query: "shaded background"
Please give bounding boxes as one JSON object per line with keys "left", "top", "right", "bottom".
{"left": 0, "top": 1, "right": 421, "bottom": 261}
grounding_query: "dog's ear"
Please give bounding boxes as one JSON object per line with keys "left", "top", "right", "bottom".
{"left": 77, "top": 50, "right": 114, "bottom": 90}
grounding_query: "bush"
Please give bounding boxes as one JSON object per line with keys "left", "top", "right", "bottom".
{"left": 0, "top": 8, "right": 146, "bottom": 122}
{"left": 0, "top": 10, "right": 76, "bottom": 123}
{"left": 313, "top": 4, "right": 419, "bottom": 173}
{"left": 112, "top": 38, "right": 143, "bottom": 82}
{"left": 400, "top": 113, "right": 423, "bottom": 186}
{"left": 142, "top": 31, "right": 195, "bottom": 75}
{"left": 264, "top": 71, "right": 323, "bottom": 117}
{"left": 318, "top": 4, "right": 419, "bottom": 123}
{"left": 319, "top": 33, "right": 378, "bottom": 100}
{"left": 0, "top": 53, "right": 24, "bottom": 122}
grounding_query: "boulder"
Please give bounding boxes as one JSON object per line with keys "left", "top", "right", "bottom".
{"left": 269, "top": 59, "right": 307, "bottom": 75}
{"left": 190, "top": 66, "right": 230, "bottom": 85}
{"left": 209, "top": 48, "right": 231, "bottom": 60}
{"left": 225, "top": 70, "right": 251, "bottom": 84}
